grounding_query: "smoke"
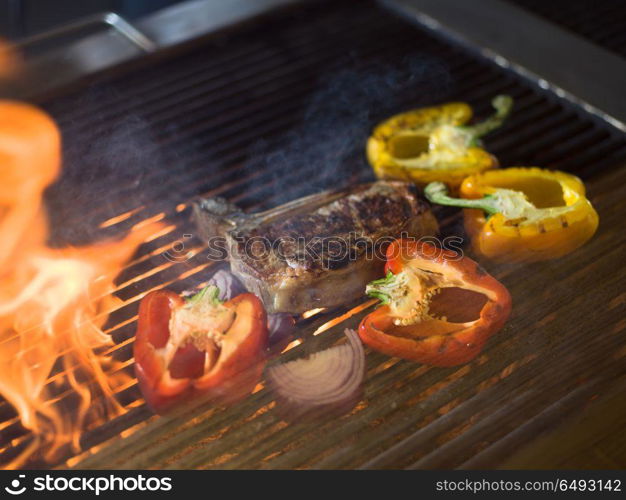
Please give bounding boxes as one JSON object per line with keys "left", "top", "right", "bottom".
{"left": 43, "top": 54, "right": 452, "bottom": 245}
{"left": 241, "top": 54, "right": 452, "bottom": 208}
{"left": 44, "top": 101, "right": 171, "bottom": 246}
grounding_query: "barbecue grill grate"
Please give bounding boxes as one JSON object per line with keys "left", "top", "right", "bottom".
{"left": 2, "top": 0, "right": 625, "bottom": 469}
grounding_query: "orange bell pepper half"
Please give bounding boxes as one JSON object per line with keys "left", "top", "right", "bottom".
{"left": 134, "top": 285, "right": 268, "bottom": 413}
{"left": 360, "top": 240, "right": 511, "bottom": 366}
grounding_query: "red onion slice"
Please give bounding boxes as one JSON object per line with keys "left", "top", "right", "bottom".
{"left": 267, "top": 329, "right": 365, "bottom": 419}
{"left": 267, "top": 313, "right": 296, "bottom": 356}
{"left": 206, "top": 268, "right": 246, "bottom": 301}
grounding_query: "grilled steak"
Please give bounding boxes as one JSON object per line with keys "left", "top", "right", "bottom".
{"left": 193, "top": 181, "right": 438, "bottom": 314}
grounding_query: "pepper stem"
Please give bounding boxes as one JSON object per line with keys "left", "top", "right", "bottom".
{"left": 366, "top": 271, "right": 397, "bottom": 305}
{"left": 424, "top": 182, "right": 500, "bottom": 216}
{"left": 185, "top": 285, "right": 222, "bottom": 306}
{"left": 461, "top": 95, "right": 513, "bottom": 140}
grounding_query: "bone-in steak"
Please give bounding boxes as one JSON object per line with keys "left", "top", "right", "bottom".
{"left": 194, "top": 181, "right": 438, "bottom": 314}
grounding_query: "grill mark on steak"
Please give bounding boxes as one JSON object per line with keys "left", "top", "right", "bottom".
{"left": 228, "top": 182, "right": 432, "bottom": 278}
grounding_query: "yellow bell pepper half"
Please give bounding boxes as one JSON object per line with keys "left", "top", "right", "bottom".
{"left": 367, "top": 95, "right": 513, "bottom": 188}
{"left": 424, "top": 168, "right": 599, "bottom": 262}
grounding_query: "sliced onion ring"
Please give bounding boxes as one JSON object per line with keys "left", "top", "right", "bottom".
{"left": 267, "top": 329, "right": 365, "bottom": 420}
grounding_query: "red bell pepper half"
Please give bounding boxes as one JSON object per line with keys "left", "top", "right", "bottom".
{"left": 134, "top": 285, "right": 268, "bottom": 413}
{"left": 360, "top": 239, "right": 511, "bottom": 366}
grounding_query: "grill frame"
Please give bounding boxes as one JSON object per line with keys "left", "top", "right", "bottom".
{"left": 509, "top": 0, "right": 626, "bottom": 60}
{"left": 1, "top": 0, "right": 625, "bottom": 469}
{"left": 385, "top": 0, "right": 626, "bottom": 132}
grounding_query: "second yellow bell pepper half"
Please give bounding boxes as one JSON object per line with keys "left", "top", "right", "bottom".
{"left": 424, "top": 168, "right": 599, "bottom": 262}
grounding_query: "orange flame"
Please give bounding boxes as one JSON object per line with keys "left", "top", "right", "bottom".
{"left": 0, "top": 37, "right": 20, "bottom": 80}
{"left": 0, "top": 101, "right": 160, "bottom": 468}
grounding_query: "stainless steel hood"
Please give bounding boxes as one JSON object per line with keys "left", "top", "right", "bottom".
{"left": 3, "top": 0, "right": 300, "bottom": 99}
